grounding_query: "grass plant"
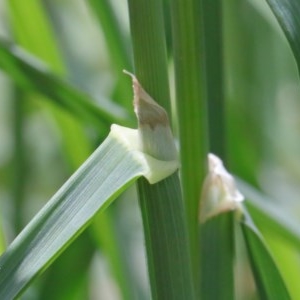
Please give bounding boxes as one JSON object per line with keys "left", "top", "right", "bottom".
{"left": 0, "top": 0, "right": 300, "bottom": 299}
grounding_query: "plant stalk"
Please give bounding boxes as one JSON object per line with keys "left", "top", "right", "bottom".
{"left": 127, "top": 0, "right": 195, "bottom": 298}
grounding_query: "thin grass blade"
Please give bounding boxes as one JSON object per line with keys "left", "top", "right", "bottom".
{"left": 266, "top": 0, "right": 300, "bottom": 73}
{"left": 240, "top": 208, "right": 290, "bottom": 300}
{"left": 237, "top": 178, "right": 300, "bottom": 248}
{"left": 0, "top": 39, "right": 130, "bottom": 127}
{"left": 87, "top": 0, "right": 132, "bottom": 108}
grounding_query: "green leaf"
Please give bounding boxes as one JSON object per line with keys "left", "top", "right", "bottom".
{"left": 8, "top": 0, "right": 64, "bottom": 74}
{"left": 8, "top": 2, "right": 99, "bottom": 298}
{"left": 237, "top": 178, "right": 300, "bottom": 248}
{"left": 0, "top": 124, "right": 178, "bottom": 299}
{"left": 240, "top": 208, "right": 290, "bottom": 300}
{"left": 0, "top": 39, "right": 131, "bottom": 127}
{"left": 266, "top": 0, "right": 300, "bottom": 73}
{"left": 87, "top": 0, "right": 133, "bottom": 109}
{"left": 91, "top": 211, "right": 135, "bottom": 300}
{"left": 259, "top": 228, "right": 300, "bottom": 300}
{"left": 0, "top": 217, "right": 5, "bottom": 255}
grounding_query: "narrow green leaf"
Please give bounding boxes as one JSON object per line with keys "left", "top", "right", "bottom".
{"left": 91, "top": 211, "right": 135, "bottom": 300}
{"left": 0, "top": 217, "right": 5, "bottom": 255}
{"left": 38, "top": 232, "right": 95, "bottom": 300}
{"left": 237, "top": 178, "right": 300, "bottom": 248}
{"left": 8, "top": 0, "right": 93, "bottom": 166}
{"left": 8, "top": 0, "right": 64, "bottom": 74}
{"left": 86, "top": 0, "right": 131, "bottom": 75}
{"left": 259, "top": 228, "right": 300, "bottom": 300}
{"left": 87, "top": 0, "right": 131, "bottom": 69}
{"left": 0, "top": 124, "right": 177, "bottom": 299}
{"left": 0, "top": 39, "right": 131, "bottom": 127}
{"left": 266, "top": 0, "right": 300, "bottom": 73}
{"left": 240, "top": 208, "right": 290, "bottom": 300}
{"left": 87, "top": 0, "right": 133, "bottom": 109}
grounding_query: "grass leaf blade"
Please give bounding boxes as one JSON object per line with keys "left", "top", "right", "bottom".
{"left": 237, "top": 178, "right": 300, "bottom": 248}
{"left": 0, "top": 125, "right": 158, "bottom": 299}
{"left": 266, "top": 0, "right": 300, "bottom": 73}
{"left": 240, "top": 208, "right": 290, "bottom": 300}
{"left": 0, "top": 39, "right": 131, "bottom": 127}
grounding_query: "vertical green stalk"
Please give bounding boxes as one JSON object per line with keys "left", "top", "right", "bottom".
{"left": 127, "top": 0, "right": 171, "bottom": 116}
{"left": 204, "top": 0, "right": 226, "bottom": 158}
{"left": 127, "top": 0, "right": 195, "bottom": 299}
{"left": 12, "top": 89, "right": 26, "bottom": 234}
{"left": 199, "top": 1, "right": 234, "bottom": 299}
{"left": 170, "top": 0, "right": 208, "bottom": 289}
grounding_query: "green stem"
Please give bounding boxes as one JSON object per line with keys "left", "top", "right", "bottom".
{"left": 200, "top": 1, "right": 234, "bottom": 299}
{"left": 138, "top": 176, "right": 194, "bottom": 299}
{"left": 127, "top": 0, "right": 171, "bottom": 116}
{"left": 204, "top": 0, "right": 226, "bottom": 158}
{"left": 170, "top": 0, "right": 208, "bottom": 291}
{"left": 13, "top": 89, "right": 26, "bottom": 234}
{"left": 127, "top": 0, "right": 195, "bottom": 298}
{"left": 200, "top": 213, "right": 234, "bottom": 299}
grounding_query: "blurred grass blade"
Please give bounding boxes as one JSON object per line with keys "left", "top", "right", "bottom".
{"left": 8, "top": 0, "right": 64, "bottom": 74}
{"left": 258, "top": 227, "right": 300, "bottom": 299}
{"left": 0, "top": 124, "right": 177, "bottom": 299}
{"left": 87, "top": 0, "right": 132, "bottom": 107}
{"left": 91, "top": 211, "right": 135, "bottom": 300}
{"left": 240, "top": 208, "right": 290, "bottom": 300}
{"left": 266, "top": 0, "right": 300, "bottom": 73}
{"left": 87, "top": 0, "right": 131, "bottom": 70}
{"left": 8, "top": 0, "right": 93, "bottom": 168}
{"left": 38, "top": 233, "right": 95, "bottom": 300}
{"left": 0, "top": 39, "right": 130, "bottom": 127}
{"left": 237, "top": 178, "right": 300, "bottom": 248}
{"left": 0, "top": 217, "right": 5, "bottom": 255}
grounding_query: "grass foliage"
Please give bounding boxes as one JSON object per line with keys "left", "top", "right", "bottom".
{"left": 0, "top": 0, "right": 300, "bottom": 299}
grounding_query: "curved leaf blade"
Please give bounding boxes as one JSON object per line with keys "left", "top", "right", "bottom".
{"left": 266, "top": 0, "right": 300, "bottom": 73}
{"left": 240, "top": 208, "right": 290, "bottom": 300}
{"left": 237, "top": 178, "right": 300, "bottom": 249}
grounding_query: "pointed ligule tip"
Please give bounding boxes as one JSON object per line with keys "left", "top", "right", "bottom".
{"left": 124, "top": 70, "right": 169, "bottom": 129}
{"left": 199, "top": 153, "right": 244, "bottom": 224}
